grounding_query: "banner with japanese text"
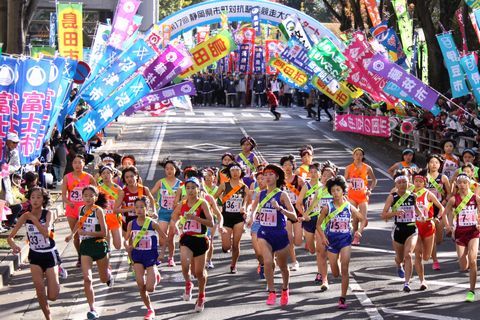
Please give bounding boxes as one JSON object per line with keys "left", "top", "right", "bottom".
{"left": 418, "top": 29, "right": 429, "bottom": 84}
{"left": 383, "top": 82, "right": 441, "bottom": 115}
{"left": 278, "top": 15, "right": 313, "bottom": 49}
{"left": 391, "top": 0, "right": 413, "bottom": 65}
{"left": 471, "top": 10, "right": 480, "bottom": 44}
{"left": 368, "top": 53, "right": 439, "bottom": 112}
{"left": 251, "top": 6, "right": 261, "bottom": 36}
{"left": 311, "top": 76, "right": 354, "bottom": 108}
{"left": 253, "top": 45, "right": 265, "bottom": 74}
{"left": 238, "top": 44, "right": 251, "bottom": 73}
{"left": 436, "top": 33, "right": 469, "bottom": 98}
{"left": 76, "top": 75, "right": 150, "bottom": 142}
{"left": 281, "top": 38, "right": 317, "bottom": 77}
{"left": 265, "top": 40, "right": 281, "bottom": 75}
{"left": 459, "top": 53, "right": 480, "bottom": 103}
{"left": 49, "top": 13, "right": 57, "bottom": 47}
{"left": 335, "top": 113, "right": 391, "bottom": 137}
{"left": 363, "top": 0, "right": 381, "bottom": 26}
{"left": 0, "top": 56, "right": 18, "bottom": 161}
{"left": 88, "top": 24, "right": 112, "bottom": 79}
{"left": 372, "top": 27, "right": 406, "bottom": 66}
{"left": 269, "top": 58, "right": 308, "bottom": 87}
{"left": 308, "top": 38, "right": 348, "bottom": 81}
{"left": 109, "top": 0, "right": 141, "bottom": 49}
{"left": 57, "top": 3, "right": 83, "bottom": 60}
{"left": 178, "top": 30, "right": 236, "bottom": 80}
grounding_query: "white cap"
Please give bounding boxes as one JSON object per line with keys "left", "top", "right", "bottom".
{"left": 6, "top": 132, "right": 20, "bottom": 143}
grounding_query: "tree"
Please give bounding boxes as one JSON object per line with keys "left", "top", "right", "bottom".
{"left": 0, "top": 0, "right": 39, "bottom": 54}
{"left": 158, "top": 0, "right": 205, "bottom": 20}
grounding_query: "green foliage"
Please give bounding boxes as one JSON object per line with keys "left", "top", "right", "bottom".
{"left": 158, "top": 0, "right": 205, "bottom": 20}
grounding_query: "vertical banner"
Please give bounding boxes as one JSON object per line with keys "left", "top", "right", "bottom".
{"left": 465, "top": 0, "right": 480, "bottom": 9}
{"left": 251, "top": 6, "right": 262, "bottom": 37}
{"left": 391, "top": 0, "right": 413, "bottom": 66}
{"left": 363, "top": 0, "right": 381, "bottom": 26}
{"left": 49, "top": 13, "right": 57, "bottom": 48}
{"left": 88, "top": 24, "right": 112, "bottom": 78}
{"left": 471, "top": 9, "right": 480, "bottom": 44}
{"left": 238, "top": 44, "right": 250, "bottom": 73}
{"left": 372, "top": 27, "right": 406, "bottom": 66}
{"left": 436, "top": 33, "right": 469, "bottom": 98}
{"left": 108, "top": 0, "right": 141, "bottom": 49}
{"left": 456, "top": 8, "right": 468, "bottom": 53}
{"left": 57, "top": 3, "right": 83, "bottom": 60}
{"left": 265, "top": 40, "right": 280, "bottom": 75}
{"left": 459, "top": 53, "right": 480, "bottom": 103}
{"left": 278, "top": 15, "right": 312, "bottom": 49}
{"left": 410, "top": 31, "right": 418, "bottom": 77}
{"left": 417, "top": 28, "right": 429, "bottom": 84}
{"left": 0, "top": 56, "right": 18, "bottom": 161}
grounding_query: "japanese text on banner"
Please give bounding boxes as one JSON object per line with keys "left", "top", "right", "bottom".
{"left": 57, "top": 3, "right": 83, "bottom": 60}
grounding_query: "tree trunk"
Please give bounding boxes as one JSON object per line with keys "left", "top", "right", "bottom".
{"left": 413, "top": 0, "right": 448, "bottom": 93}
{"left": 0, "top": 0, "right": 7, "bottom": 51}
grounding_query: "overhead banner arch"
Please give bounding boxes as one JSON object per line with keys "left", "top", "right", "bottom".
{"left": 156, "top": 0, "right": 344, "bottom": 48}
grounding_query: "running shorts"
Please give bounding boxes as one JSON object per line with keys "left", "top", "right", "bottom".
{"left": 454, "top": 226, "right": 480, "bottom": 247}
{"left": 132, "top": 249, "right": 159, "bottom": 268}
{"left": 222, "top": 212, "right": 244, "bottom": 229}
{"left": 28, "top": 248, "right": 61, "bottom": 272}
{"left": 180, "top": 235, "right": 209, "bottom": 257}
{"left": 257, "top": 227, "right": 289, "bottom": 253}
{"left": 158, "top": 208, "right": 174, "bottom": 223}
{"left": 391, "top": 223, "right": 417, "bottom": 245}
{"left": 105, "top": 213, "right": 121, "bottom": 231}
{"left": 302, "top": 216, "right": 318, "bottom": 234}
{"left": 416, "top": 220, "right": 435, "bottom": 239}
{"left": 326, "top": 232, "right": 352, "bottom": 254}
{"left": 80, "top": 238, "right": 109, "bottom": 261}
{"left": 347, "top": 191, "right": 368, "bottom": 205}
{"left": 65, "top": 204, "right": 82, "bottom": 219}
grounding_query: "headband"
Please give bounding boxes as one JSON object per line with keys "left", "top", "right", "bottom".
{"left": 413, "top": 175, "right": 426, "bottom": 181}
{"left": 352, "top": 147, "right": 364, "bottom": 154}
{"left": 394, "top": 175, "right": 408, "bottom": 183}
{"left": 263, "top": 168, "right": 278, "bottom": 175}
{"left": 102, "top": 156, "right": 114, "bottom": 162}
{"left": 229, "top": 165, "right": 241, "bottom": 171}
{"left": 456, "top": 174, "right": 470, "bottom": 182}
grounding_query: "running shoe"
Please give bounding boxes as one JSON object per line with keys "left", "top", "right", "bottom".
{"left": 156, "top": 272, "right": 161, "bottom": 284}
{"left": 266, "top": 291, "right": 276, "bottom": 305}
{"left": 230, "top": 265, "right": 237, "bottom": 274}
{"left": 87, "top": 310, "right": 99, "bottom": 320}
{"left": 259, "top": 265, "right": 265, "bottom": 280}
{"left": 168, "top": 257, "right": 176, "bottom": 267}
{"left": 466, "top": 291, "right": 475, "bottom": 302}
{"left": 183, "top": 281, "right": 193, "bottom": 301}
{"left": 419, "top": 282, "right": 428, "bottom": 291}
{"left": 314, "top": 273, "right": 322, "bottom": 284}
{"left": 397, "top": 265, "right": 405, "bottom": 278}
{"left": 403, "top": 283, "right": 411, "bottom": 293}
{"left": 144, "top": 309, "right": 155, "bottom": 320}
{"left": 257, "top": 264, "right": 261, "bottom": 274}
{"left": 432, "top": 260, "right": 440, "bottom": 270}
{"left": 320, "top": 283, "right": 329, "bottom": 292}
{"left": 290, "top": 261, "right": 300, "bottom": 271}
{"left": 351, "top": 233, "right": 361, "bottom": 246}
{"left": 280, "top": 289, "right": 289, "bottom": 306}
{"left": 106, "top": 268, "right": 114, "bottom": 288}
{"left": 337, "top": 297, "right": 347, "bottom": 309}
{"left": 195, "top": 297, "right": 206, "bottom": 312}
{"left": 206, "top": 261, "right": 215, "bottom": 269}
{"left": 58, "top": 265, "right": 68, "bottom": 280}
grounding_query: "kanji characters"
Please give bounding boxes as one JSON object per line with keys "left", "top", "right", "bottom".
{"left": 208, "top": 38, "right": 227, "bottom": 57}
{"left": 61, "top": 12, "right": 78, "bottom": 28}
{"left": 22, "top": 91, "right": 46, "bottom": 113}
{"left": 192, "top": 48, "right": 210, "bottom": 66}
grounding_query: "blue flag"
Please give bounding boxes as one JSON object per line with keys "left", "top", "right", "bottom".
{"left": 459, "top": 53, "right": 480, "bottom": 103}
{"left": 0, "top": 56, "right": 19, "bottom": 161}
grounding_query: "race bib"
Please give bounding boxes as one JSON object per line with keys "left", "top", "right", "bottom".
{"left": 80, "top": 217, "right": 96, "bottom": 240}
{"left": 459, "top": 209, "right": 477, "bottom": 227}
{"left": 329, "top": 217, "right": 350, "bottom": 233}
{"left": 132, "top": 230, "right": 153, "bottom": 250}
{"left": 183, "top": 219, "right": 202, "bottom": 233}
{"left": 225, "top": 197, "right": 242, "bottom": 213}
{"left": 70, "top": 186, "right": 84, "bottom": 203}
{"left": 320, "top": 197, "right": 333, "bottom": 207}
{"left": 160, "top": 190, "right": 175, "bottom": 210}
{"left": 286, "top": 189, "right": 297, "bottom": 204}
{"left": 396, "top": 205, "right": 415, "bottom": 223}
{"left": 105, "top": 200, "right": 115, "bottom": 215}
{"left": 259, "top": 208, "right": 277, "bottom": 227}
{"left": 442, "top": 160, "right": 457, "bottom": 179}
{"left": 27, "top": 224, "right": 50, "bottom": 250}
{"left": 350, "top": 178, "right": 365, "bottom": 191}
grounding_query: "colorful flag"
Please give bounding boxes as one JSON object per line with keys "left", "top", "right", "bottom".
{"left": 278, "top": 74, "right": 311, "bottom": 93}
{"left": 89, "top": 24, "right": 112, "bottom": 73}
{"left": 417, "top": 28, "right": 429, "bottom": 84}
{"left": 278, "top": 15, "right": 312, "bottom": 49}
{"left": 238, "top": 44, "right": 251, "bottom": 73}
{"left": 269, "top": 58, "right": 308, "bottom": 87}
{"left": 335, "top": 113, "right": 391, "bottom": 137}
{"left": 178, "top": 30, "right": 236, "bottom": 80}
{"left": 470, "top": 9, "right": 480, "bottom": 44}
{"left": 436, "top": 33, "right": 469, "bottom": 98}
{"left": 57, "top": 3, "right": 83, "bottom": 60}
{"left": 308, "top": 38, "right": 348, "bottom": 81}
{"left": 368, "top": 53, "right": 439, "bottom": 111}
{"left": 459, "top": 53, "right": 480, "bottom": 103}
{"left": 0, "top": 56, "right": 18, "bottom": 161}
{"left": 363, "top": 0, "right": 381, "bottom": 26}
{"left": 465, "top": 0, "right": 480, "bottom": 9}
{"left": 109, "top": 0, "right": 141, "bottom": 49}
{"left": 251, "top": 6, "right": 262, "bottom": 37}
{"left": 49, "top": 13, "right": 57, "bottom": 48}
{"left": 31, "top": 46, "right": 56, "bottom": 58}
{"left": 76, "top": 75, "right": 150, "bottom": 142}
{"left": 253, "top": 46, "right": 265, "bottom": 74}
{"left": 383, "top": 82, "right": 441, "bottom": 115}
{"left": 373, "top": 27, "right": 407, "bottom": 66}
{"left": 391, "top": 0, "right": 413, "bottom": 65}
{"left": 456, "top": 8, "right": 468, "bottom": 53}
{"left": 265, "top": 40, "right": 281, "bottom": 75}
{"left": 311, "top": 76, "right": 356, "bottom": 108}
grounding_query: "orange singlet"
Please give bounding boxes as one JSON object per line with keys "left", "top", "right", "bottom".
{"left": 345, "top": 163, "right": 369, "bottom": 204}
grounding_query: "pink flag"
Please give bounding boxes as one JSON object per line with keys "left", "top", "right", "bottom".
{"left": 335, "top": 113, "right": 391, "bottom": 137}
{"left": 109, "top": 0, "right": 141, "bottom": 49}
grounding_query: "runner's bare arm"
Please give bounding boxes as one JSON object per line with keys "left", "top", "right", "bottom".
{"left": 428, "top": 191, "right": 445, "bottom": 219}
{"left": 7, "top": 214, "right": 28, "bottom": 253}
{"left": 315, "top": 206, "right": 329, "bottom": 245}
{"left": 380, "top": 194, "right": 395, "bottom": 220}
{"left": 295, "top": 184, "right": 308, "bottom": 214}
{"left": 367, "top": 165, "right": 377, "bottom": 191}
{"left": 150, "top": 179, "right": 162, "bottom": 196}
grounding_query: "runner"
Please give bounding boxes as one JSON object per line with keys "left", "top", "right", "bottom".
{"left": 248, "top": 170, "right": 267, "bottom": 279}
{"left": 344, "top": 147, "right": 377, "bottom": 246}
{"left": 452, "top": 164, "right": 480, "bottom": 196}
{"left": 295, "top": 145, "right": 314, "bottom": 180}
{"left": 425, "top": 154, "right": 451, "bottom": 271}
{"left": 115, "top": 167, "right": 156, "bottom": 238}
{"left": 440, "top": 139, "right": 460, "bottom": 180}
{"left": 61, "top": 154, "right": 96, "bottom": 267}
{"left": 150, "top": 160, "right": 182, "bottom": 266}
{"left": 381, "top": 171, "right": 425, "bottom": 293}
{"left": 124, "top": 197, "right": 166, "bottom": 320}
{"left": 218, "top": 153, "right": 234, "bottom": 185}
{"left": 214, "top": 162, "right": 250, "bottom": 273}
{"left": 280, "top": 154, "right": 305, "bottom": 271}
{"left": 297, "top": 161, "right": 337, "bottom": 290}
{"left": 445, "top": 173, "right": 480, "bottom": 302}
{"left": 7, "top": 187, "right": 60, "bottom": 320}
{"left": 317, "top": 176, "right": 366, "bottom": 309}
{"left": 387, "top": 148, "right": 418, "bottom": 177}
{"left": 170, "top": 177, "right": 214, "bottom": 312}
{"left": 65, "top": 186, "right": 113, "bottom": 320}
{"left": 97, "top": 165, "right": 123, "bottom": 250}
{"left": 235, "top": 136, "right": 260, "bottom": 188}
{"left": 452, "top": 149, "right": 479, "bottom": 183}
{"left": 411, "top": 169, "right": 445, "bottom": 290}
{"left": 250, "top": 164, "right": 298, "bottom": 306}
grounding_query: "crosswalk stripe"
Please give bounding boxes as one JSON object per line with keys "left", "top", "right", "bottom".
{"left": 282, "top": 114, "right": 292, "bottom": 118}
{"left": 166, "top": 111, "right": 176, "bottom": 115}
{"left": 203, "top": 111, "right": 215, "bottom": 116}
{"left": 242, "top": 113, "right": 254, "bottom": 117}
{"left": 222, "top": 112, "right": 234, "bottom": 116}
{"left": 299, "top": 115, "right": 309, "bottom": 120}
{"left": 185, "top": 111, "right": 195, "bottom": 116}
{"left": 260, "top": 113, "right": 271, "bottom": 118}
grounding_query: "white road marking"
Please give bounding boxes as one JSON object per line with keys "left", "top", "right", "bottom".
{"left": 299, "top": 115, "right": 309, "bottom": 120}
{"left": 349, "top": 277, "right": 384, "bottom": 319}
{"left": 185, "top": 111, "right": 195, "bottom": 116}
{"left": 147, "top": 121, "right": 167, "bottom": 180}
{"left": 260, "top": 113, "right": 271, "bottom": 118}
{"left": 203, "top": 111, "right": 215, "bottom": 116}
{"left": 242, "top": 112, "right": 254, "bottom": 117}
{"left": 307, "top": 120, "right": 319, "bottom": 131}
{"left": 381, "top": 308, "right": 470, "bottom": 320}
{"left": 281, "top": 114, "right": 292, "bottom": 118}
{"left": 223, "top": 112, "right": 234, "bottom": 116}
{"left": 166, "top": 110, "right": 176, "bottom": 116}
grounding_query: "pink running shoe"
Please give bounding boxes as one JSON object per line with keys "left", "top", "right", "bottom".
{"left": 280, "top": 289, "right": 289, "bottom": 306}
{"left": 144, "top": 309, "right": 155, "bottom": 320}
{"left": 432, "top": 261, "right": 440, "bottom": 270}
{"left": 168, "top": 257, "right": 176, "bottom": 267}
{"left": 195, "top": 297, "right": 205, "bottom": 312}
{"left": 183, "top": 281, "right": 193, "bottom": 301}
{"left": 351, "top": 233, "right": 360, "bottom": 246}
{"left": 338, "top": 297, "right": 348, "bottom": 309}
{"left": 266, "top": 291, "right": 276, "bottom": 305}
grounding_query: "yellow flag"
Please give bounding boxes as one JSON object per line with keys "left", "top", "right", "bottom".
{"left": 57, "top": 3, "right": 83, "bottom": 60}
{"left": 269, "top": 57, "right": 308, "bottom": 87}
{"left": 311, "top": 76, "right": 353, "bottom": 108}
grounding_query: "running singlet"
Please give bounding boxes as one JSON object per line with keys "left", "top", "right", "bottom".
{"left": 415, "top": 189, "right": 433, "bottom": 219}
{"left": 257, "top": 190, "right": 285, "bottom": 230}
{"left": 131, "top": 219, "right": 158, "bottom": 251}
{"left": 392, "top": 192, "right": 417, "bottom": 224}
{"left": 442, "top": 154, "right": 459, "bottom": 179}
{"left": 454, "top": 194, "right": 478, "bottom": 228}
{"left": 98, "top": 183, "right": 121, "bottom": 215}
{"left": 325, "top": 202, "right": 352, "bottom": 234}
{"left": 222, "top": 182, "right": 246, "bottom": 214}
{"left": 122, "top": 185, "right": 145, "bottom": 223}
{"left": 78, "top": 205, "right": 101, "bottom": 241}
{"left": 303, "top": 182, "right": 322, "bottom": 216}
{"left": 26, "top": 209, "right": 55, "bottom": 251}
{"left": 158, "top": 179, "right": 181, "bottom": 210}
{"left": 236, "top": 152, "right": 256, "bottom": 178}
{"left": 426, "top": 173, "right": 445, "bottom": 201}
{"left": 398, "top": 161, "right": 418, "bottom": 170}
{"left": 66, "top": 172, "right": 90, "bottom": 204}
{"left": 345, "top": 163, "right": 368, "bottom": 197}
{"left": 298, "top": 164, "right": 310, "bottom": 180}
{"left": 285, "top": 175, "right": 301, "bottom": 207}
{"left": 180, "top": 200, "right": 207, "bottom": 237}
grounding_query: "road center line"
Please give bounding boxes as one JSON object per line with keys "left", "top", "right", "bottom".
{"left": 147, "top": 120, "right": 167, "bottom": 181}
{"left": 349, "top": 277, "right": 384, "bottom": 320}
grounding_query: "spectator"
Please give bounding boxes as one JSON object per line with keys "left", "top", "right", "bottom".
{"left": 223, "top": 73, "right": 237, "bottom": 108}
{"left": 236, "top": 74, "right": 247, "bottom": 108}
{"left": 252, "top": 74, "right": 266, "bottom": 107}
{"left": 0, "top": 133, "right": 21, "bottom": 206}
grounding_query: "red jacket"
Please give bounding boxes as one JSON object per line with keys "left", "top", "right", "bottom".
{"left": 267, "top": 91, "right": 278, "bottom": 107}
